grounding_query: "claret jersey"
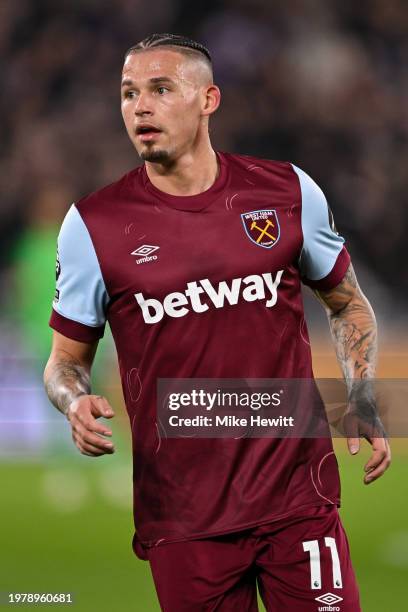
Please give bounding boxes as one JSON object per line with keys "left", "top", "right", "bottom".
{"left": 49, "top": 152, "right": 350, "bottom": 558}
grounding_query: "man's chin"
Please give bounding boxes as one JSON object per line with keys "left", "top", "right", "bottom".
{"left": 139, "top": 147, "right": 171, "bottom": 164}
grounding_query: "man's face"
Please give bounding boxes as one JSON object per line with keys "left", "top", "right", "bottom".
{"left": 121, "top": 49, "right": 212, "bottom": 164}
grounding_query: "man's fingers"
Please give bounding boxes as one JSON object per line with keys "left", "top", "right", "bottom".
{"left": 90, "top": 395, "right": 115, "bottom": 418}
{"left": 71, "top": 405, "right": 113, "bottom": 435}
{"left": 82, "top": 430, "right": 115, "bottom": 452}
{"left": 78, "top": 444, "right": 104, "bottom": 457}
{"left": 82, "top": 441, "right": 114, "bottom": 456}
{"left": 78, "top": 442, "right": 112, "bottom": 457}
{"left": 74, "top": 435, "right": 115, "bottom": 456}
{"left": 364, "top": 455, "right": 390, "bottom": 484}
{"left": 364, "top": 437, "right": 387, "bottom": 471}
{"left": 67, "top": 396, "right": 115, "bottom": 456}
{"left": 72, "top": 422, "right": 115, "bottom": 453}
{"left": 347, "top": 437, "right": 360, "bottom": 455}
{"left": 343, "top": 411, "right": 359, "bottom": 453}
{"left": 72, "top": 417, "right": 112, "bottom": 438}
{"left": 364, "top": 438, "right": 391, "bottom": 484}
{"left": 83, "top": 418, "right": 112, "bottom": 436}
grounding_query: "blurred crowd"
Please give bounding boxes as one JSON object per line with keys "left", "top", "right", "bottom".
{"left": 1, "top": 0, "right": 407, "bottom": 347}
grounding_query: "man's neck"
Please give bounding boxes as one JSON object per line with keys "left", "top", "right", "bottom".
{"left": 145, "top": 146, "right": 219, "bottom": 197}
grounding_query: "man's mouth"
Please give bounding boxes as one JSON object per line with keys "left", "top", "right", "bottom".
{"left": 135, "top": 124, "right": 162, "bottom": 142}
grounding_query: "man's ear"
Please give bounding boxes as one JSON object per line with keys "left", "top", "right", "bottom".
{"left": 202, "top": 85, "right": 221, "bottom": 117}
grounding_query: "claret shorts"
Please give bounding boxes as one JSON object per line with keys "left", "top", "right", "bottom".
{"left": 146, "top": 505, "right": 360, "bottom": 611}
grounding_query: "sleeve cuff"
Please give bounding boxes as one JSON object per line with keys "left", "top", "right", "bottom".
{"left": 302, "top": 247, "right": 351, "bottom": 291}
{"left": 49, "top": 308, "right": 105, "bottom": 343}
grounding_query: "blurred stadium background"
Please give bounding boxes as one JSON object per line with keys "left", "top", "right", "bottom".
{"left": 0, "top": 1, "right": 407, "bottom": 610}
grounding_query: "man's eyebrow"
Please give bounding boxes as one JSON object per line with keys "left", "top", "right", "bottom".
{"left": 149, "top": 77, "right": 175, "bottom": 84}
{"left": 121, "top": 76, "right": 175, "bottom": 87}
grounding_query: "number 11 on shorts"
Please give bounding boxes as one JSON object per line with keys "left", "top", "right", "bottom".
{"left": 303, "top": 538, "right": 343, "bottom": 590}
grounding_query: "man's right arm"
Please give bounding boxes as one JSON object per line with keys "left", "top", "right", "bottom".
{"left": 44, "top": 331, "right": 115, "bottom": 457}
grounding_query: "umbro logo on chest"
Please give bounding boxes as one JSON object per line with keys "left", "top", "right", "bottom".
{"left": 131, "top": 244, "right": 159, "bottom": 265}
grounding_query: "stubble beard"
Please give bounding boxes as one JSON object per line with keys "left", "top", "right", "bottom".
{"left": 140, "top": 148, "right": 172, "bottom": 163}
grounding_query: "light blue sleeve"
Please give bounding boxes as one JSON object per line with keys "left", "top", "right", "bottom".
{"left": 53, "top": 204, "right": 109, "bottom": 327}
{"left": 291, "top": 164, "right": 345, "bottom": 281}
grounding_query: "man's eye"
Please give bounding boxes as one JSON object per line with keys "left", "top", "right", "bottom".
{"left": 124, "top": 90, "right": 136, "bottom": 99}
{"left": 157, "top": 86, "right": 169, "bottom": 95}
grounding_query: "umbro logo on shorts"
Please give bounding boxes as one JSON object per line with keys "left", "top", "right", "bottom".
{"left": 135, "top": 270, "right": 283, "bottom": 324}
{"left": 131, "top": 244, "right": 159, "bottom": 265}
{"left": 315, "top": 592, "right": 343, "bottom": 611}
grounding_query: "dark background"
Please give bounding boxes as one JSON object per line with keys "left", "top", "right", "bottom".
{"left": 1, "top": 0, "right": 407, "bottom": 302}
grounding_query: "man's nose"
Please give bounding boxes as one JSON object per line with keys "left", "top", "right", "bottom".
{"left": 134, "top": 92, "right": 152, "bottom": 116}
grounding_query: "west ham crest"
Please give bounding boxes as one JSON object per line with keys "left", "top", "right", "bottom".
{"left": 241, "top": 209, "right": 280, "bottom": 249}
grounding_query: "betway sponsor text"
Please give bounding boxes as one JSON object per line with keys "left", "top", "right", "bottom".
{"left": 135, "top": 270, "right": 284, "bottom": 324}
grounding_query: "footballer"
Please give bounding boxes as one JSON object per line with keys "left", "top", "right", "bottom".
{"left": 44, "top": 34, "right": 391, "bottom": 611}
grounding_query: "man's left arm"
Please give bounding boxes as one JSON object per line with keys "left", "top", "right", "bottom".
{"left": 313, "top": 263, "right": 391, "bottom": 484}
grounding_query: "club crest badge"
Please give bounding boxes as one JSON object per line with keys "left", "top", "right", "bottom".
{"left": 241, "top": 209, "right": 280, "bottom": 249}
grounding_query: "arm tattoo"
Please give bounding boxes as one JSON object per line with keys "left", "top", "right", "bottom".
{"left": 315, "top": 264, "right": 377, "bottom": 392}
{"left": 44, "top": 354, "right": 91, "bottom": 417}
{"left": 314, "top": 264, "right": 384, "bottom": 436}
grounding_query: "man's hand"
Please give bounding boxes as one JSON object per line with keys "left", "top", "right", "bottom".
{"left": 343, "top": 405, "right": 391, "bottom": 484}
{"left": 67, "top": 394, "right": 116, "bottom": 457}
{"left": 44, "top": 332, "right": 116, "bottom": 457}
{"left": 347, "top": 436, "right": 391, "bottom": 485}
